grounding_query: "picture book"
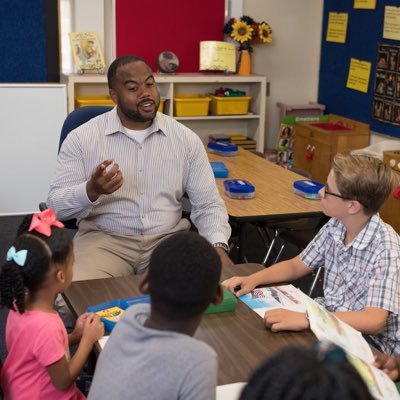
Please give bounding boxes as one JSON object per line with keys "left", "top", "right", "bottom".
{"left": 69, "top": 31, "right": 105, "bottom": 74}
{"left": 240, "top": 285, "right": 400, "bottom": 399}
{"left": 239, "top": 284, "right": 307, "bottom": 318}
{"left": 306, "top": 298, "right": 400, "bottom": 400}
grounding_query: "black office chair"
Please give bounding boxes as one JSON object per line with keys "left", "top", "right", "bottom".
{"left": 256, "top": 167, "right": 329, "bottom": 296}
{"left": 39, "top": 106, "right": 113, "bottom": 228}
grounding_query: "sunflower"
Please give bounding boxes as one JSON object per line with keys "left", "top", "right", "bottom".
{"left": 230, "top": 20, "right": 253, "bottom": 44}
{"left": 259, "top": 22, "right": 272, "bottom": 44}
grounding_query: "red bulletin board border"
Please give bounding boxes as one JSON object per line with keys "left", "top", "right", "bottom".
{"left": 116, "top": 0, "right": 225, "bottom": 72}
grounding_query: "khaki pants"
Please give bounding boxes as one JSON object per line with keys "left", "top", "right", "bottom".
{"left": 72, "top": 218, "right": 191, "bottom": 281}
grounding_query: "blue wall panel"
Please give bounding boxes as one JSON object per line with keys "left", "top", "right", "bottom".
{"left": 319, "top": 0, "right": 400, "bottom": 138}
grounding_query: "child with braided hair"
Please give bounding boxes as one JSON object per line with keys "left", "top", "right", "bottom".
{"left": 0, "top": 209, "right": 104, "bottom": 399}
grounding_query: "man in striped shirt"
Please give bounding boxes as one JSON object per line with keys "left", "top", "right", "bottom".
{"left": 48, "top": 55, "right": 232, "bottom": 282}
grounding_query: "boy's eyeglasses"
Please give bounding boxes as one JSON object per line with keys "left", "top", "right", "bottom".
{"left": 321, "top": 185, "right": 349, "bottom": 201}
{"left": 321, "top": 185, "right": 367, "bottom": 208}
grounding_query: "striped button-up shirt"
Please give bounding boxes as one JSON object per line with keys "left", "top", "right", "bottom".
{"left": 301, "top": 214, "right": 400, "bottom": 354}
{"left": 47, "top": 108, "right": 231, "bottom": 244}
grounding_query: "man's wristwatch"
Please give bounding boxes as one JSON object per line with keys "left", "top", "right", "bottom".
{"left": 213, "top": 242, "right": 229, "bottom": 253}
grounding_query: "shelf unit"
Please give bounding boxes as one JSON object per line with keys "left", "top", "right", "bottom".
{"left": 63, "top": 73, "right": 267, "bottom": 152}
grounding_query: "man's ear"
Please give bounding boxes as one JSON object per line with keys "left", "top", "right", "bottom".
{"left": 139, "top": 273, "right": 150, "bottom": 294}
{"left": 211, "top": 285, "right": 223, "bottom": 306}
{"left": 109, "top": 89, "right": 118, "bottom": 104}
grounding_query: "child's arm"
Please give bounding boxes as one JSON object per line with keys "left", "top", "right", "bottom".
{"left": 332, "top": 307, "right": 389, "bottom": 335}
{"left": 47, "top": 314, "right": 104, "bottom": 391}
{"left": 373, "top": 352, "right": 400, "bottom": 381}
{"left": 68, "top": 312, "right": 92, "bottom": 346}
{"left": 222, "top": 255, "right": 311, "bottom": 296}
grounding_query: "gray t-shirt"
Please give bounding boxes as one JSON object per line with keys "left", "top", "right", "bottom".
{"left": 88, "top": 303, "right": 217, "bottom": 400}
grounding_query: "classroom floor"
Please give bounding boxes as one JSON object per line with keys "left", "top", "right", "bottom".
{"left": 0, "top": 215, "right": 323, "bottom": 362}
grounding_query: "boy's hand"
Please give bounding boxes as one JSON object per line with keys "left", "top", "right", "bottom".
{"left": 222, "top": 276, "right": 256, "bottom": 296}
{"left": 373, "top": 353, "right": 400, "bottom": 381}
{"left": 82, "top": 314, "right": 105, "bottom": 344}
{"left": 264, "top": 309, "right": 309, "bottom": 332}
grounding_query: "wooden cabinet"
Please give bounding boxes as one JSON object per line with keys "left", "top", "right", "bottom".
{"left": 380, "top": 150, "right": 400, "bottom": 235}
{"left": 63, "top": 73, "right": 267, "bottom": 152}
{"left": 293, "top": 114, "right": 370, "bottom": 183}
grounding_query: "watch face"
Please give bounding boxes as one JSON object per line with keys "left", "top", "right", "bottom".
{"left": 157, "top": 51, "right": 179, "bottom": 73}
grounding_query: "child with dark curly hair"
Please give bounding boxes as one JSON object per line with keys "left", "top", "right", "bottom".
{"left": 0, "top": 209, "right": 104, "bottom": 399}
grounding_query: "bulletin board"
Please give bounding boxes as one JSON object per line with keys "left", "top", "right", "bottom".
{"left": 0, "top": 0, "right": 59, "bottom": 82}
{"left": 115, "top": 0, "right": 225, "bottom": 73}
{"left": 319, "top": 0, "right": 400, "bottom": 138}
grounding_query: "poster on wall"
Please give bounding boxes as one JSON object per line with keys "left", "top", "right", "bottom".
{"left": 373, "top": 44, "right": 400, "bottom": 125}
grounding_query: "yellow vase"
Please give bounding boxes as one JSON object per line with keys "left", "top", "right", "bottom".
{"left": 238, "top": 50, "right": 252, "bottom": 76}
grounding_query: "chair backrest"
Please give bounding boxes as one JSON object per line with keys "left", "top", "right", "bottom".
{"left": 59, "top": 106, "right": 113, "bottom": 152}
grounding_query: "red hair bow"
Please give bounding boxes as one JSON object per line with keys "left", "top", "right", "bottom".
{"left": 28, "top": 209, "right": 64, "bottom": 237}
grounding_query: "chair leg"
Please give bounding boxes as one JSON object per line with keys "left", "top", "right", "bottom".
{"left": 308, "top": 267, "right": 322, "bottom": 297}
{"left": 261, "top": 235, "right": 278, "bottom": 266}
{"left": 273, "top": 243, "right": 286, "bottom": 265}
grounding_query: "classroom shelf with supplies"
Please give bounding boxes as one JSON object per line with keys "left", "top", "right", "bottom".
{"left": 63, "top": 73, "right": 267, "bottom": 152}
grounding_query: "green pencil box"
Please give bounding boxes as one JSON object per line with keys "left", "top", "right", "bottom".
{"left": 205, "top": 288, "right": 237, "bottom": 314}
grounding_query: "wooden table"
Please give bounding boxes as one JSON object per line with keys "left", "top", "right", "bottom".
{"left": 208, "top": 148, "right": 324, "bottom": 262}
{"left": 63, "top": 263, "right": 315, "bottom": 385}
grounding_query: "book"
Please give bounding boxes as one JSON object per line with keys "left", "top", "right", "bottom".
{"left": 69, "top": 31, "right": 105, "bottom": 74}
{"left": 239, "top": 285, "right": 400, "bottom": 399}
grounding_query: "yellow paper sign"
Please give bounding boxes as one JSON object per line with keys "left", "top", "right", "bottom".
{"left": 354, "top": 0, "right": 376, "bottom": 10}
{"left": 200, "top": 41, "right": 236, "bottom": 72}
{"left": 346, "top": 58, "right": 371, "bottom": 93}
{"left": 326, "top": 13, "right": 348, "bottom": 44}
{"left": 383, "top": 6, "right": 400, "bottom": 41}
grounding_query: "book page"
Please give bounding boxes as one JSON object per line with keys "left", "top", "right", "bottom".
{"left": 216, "top": 382, "right": 246, "bottom": 400}
{"left": 306, "top": 299, "right": 374, "bottom": 364}
{"left": 239, "top": 285, "right": 307, "bottom": 318}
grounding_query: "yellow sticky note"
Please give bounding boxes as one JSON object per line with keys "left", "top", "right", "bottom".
{"left": 346, "top": 59, "right": 371, "bottom": 93}
{"left": 326, "top": 13, "right": 348, "bottom": 44}
{"left": 200, "top": 41, "right": 236, "bottom": 73}
{"left": 383, "top": 6, "right": 400, "bottom": 41}
{"left": 354, "top": 0, "right": 376, "bottom": 10}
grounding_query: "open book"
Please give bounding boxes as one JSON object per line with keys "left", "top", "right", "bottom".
{"left": 239, "top": 285, "right": 400, "bottom": 400}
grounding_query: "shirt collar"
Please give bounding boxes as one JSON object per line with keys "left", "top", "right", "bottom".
{"left": 105, "top": 107, "right": 167, "bottom": 138}
{"left": 330, "top": 214, "right": 379, "bottom": 250}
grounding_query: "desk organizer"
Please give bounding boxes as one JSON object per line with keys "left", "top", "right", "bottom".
{"left": 224, "top": 179, "right": 255, "bottom": 199}
{"left": 173, "top": 94, "right": 211, "bottom": 116}
{"left": 210, "top": 95, "right": 251, "bottom": 115}
{"left": 210, "top": 162, "right": 229, "bottom": 178}
{"left": 205, "top": 288, "right": 237, "bottom": 314}
{"left": 86, "top": 295, "right": 151, "bottom": 332}
{"left": 208, "top": 141, "right": 238, "bottom": 156}
{"left": 293, "top": 180, "right": 324, "bottom": 200}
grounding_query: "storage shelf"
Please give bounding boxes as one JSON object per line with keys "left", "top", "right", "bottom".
{"left": 63, "top": 73, "right": 267, "bottom": 151}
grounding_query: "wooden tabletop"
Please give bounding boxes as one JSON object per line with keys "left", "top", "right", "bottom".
{"left": 63, "top": 263, "right": 315, "bottom": 385}
{"left": 208, "top": 148, "right": 323, "bottom": 221}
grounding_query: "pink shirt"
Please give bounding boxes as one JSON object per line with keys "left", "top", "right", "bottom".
{"left": 1, "top": 309, "right": 85, "bottom": 400}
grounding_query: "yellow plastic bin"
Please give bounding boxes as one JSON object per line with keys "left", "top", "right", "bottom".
{"left": 174, "top": 94, "right": 211, "bottom": 117}
{"left": 210, "top": 95, "right": 252, "bottom": 115}
{"left": 75, "top": 95, "right": 115, "bottom": 108}
{"left": 158, "top": 98, "right": 166, "bottom": 113}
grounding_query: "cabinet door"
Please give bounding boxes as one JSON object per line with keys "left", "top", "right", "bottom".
{"left": 293, "top": 126, "right": 313, "bottom": 175}
{"left": 310, "top": 136, "right": 332, "bottom": 183}
{"left": 380, "top": 171, "right": 400, "bottom": 235}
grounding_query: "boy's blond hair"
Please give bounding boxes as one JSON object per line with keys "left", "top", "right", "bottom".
{"left": 332, "top": 153, "right": 395, "bottom": 215}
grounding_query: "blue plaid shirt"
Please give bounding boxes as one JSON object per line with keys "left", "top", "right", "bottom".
{"left": 301, "top": 214, "right": 400, "bottom": 355}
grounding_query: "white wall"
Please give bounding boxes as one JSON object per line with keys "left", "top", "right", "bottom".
{"left": 244, "top": 0, "right": 323, "bottom": 149}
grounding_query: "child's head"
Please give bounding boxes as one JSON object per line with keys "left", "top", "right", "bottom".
{"left": 0, "top": 210, "right": 73, "bottom": 313}
{"left": 331, "top": 153, "right": 394, "bottom": 215}
{"left": 239, "top": 344, "right": 373, "bottom": 400}
{"left": 144, "top": 231, "right": 222, "bottom": 320}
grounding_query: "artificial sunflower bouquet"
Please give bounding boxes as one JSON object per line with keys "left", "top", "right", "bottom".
{"left": 223, "top": 15, "right": 272, "bottom": 52}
